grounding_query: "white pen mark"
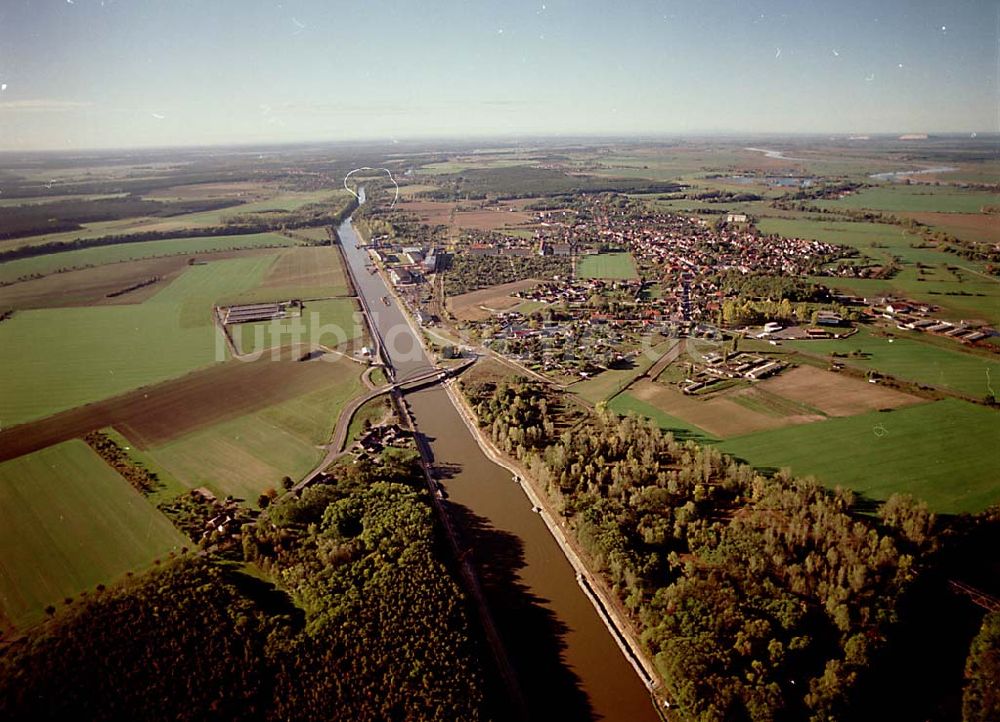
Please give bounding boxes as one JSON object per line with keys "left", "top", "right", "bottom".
{"left": 775, "top": 47, "right": 781, "bottom": 59}
{"left": 344, "top": 167, "right": 399, "bottom": 209}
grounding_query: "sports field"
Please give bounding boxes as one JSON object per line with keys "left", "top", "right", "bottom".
{"left": 719, "top": 399, "right": 1000, "bottom": 514}
{"left": 787, "top": 328, "right": 1000, "bottom": 398}
{"left": 576, "top": 252, "right": 639, "bottom": 279}
{"left": 0, "top": 255, "right": 274, "bottom": 426}
{"left": 0, "top": 232, "right": 301, "bottom": 284}
{"left": 0, "top": 440, "right": 186, "bottom": 628}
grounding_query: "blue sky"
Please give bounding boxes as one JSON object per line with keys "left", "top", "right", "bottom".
{"left": 0, "top": 0, "right": 995, "bottom": 149}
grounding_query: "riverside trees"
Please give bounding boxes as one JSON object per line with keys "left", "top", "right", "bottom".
{"left": 463, "top": 377, "right": 943, "bottom": 721}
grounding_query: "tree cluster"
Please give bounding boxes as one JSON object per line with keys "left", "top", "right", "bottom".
{"left": 463, "top": 378, "right": 940, "bottom": 721}
{"left": 0, "top": 449, "right": 485, "bottom": 721}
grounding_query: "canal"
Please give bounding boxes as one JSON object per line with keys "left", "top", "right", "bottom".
{"left": 336, "top": 203, "right": 660, "bottom": 722}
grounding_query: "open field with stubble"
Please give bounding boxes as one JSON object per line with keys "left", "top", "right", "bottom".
{"left": 447, "top": 278, "right": 542, "bottom": 321}
{"left": 0, "top": 354, "right": 364, "bottom": 461}
{"left": 0, "top": 440, "right": 186, "bottom": 628}
{"left": 144, "top": 364, "right": 364, "bottom": 499}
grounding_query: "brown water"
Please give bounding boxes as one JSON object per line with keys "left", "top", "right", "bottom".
{"left": 337, "top": 210, "right": 659, "bottom": 722}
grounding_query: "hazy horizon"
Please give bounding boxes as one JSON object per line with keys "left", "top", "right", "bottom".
{"left": 0, "top": 0, "right": 996, "bottom": 151}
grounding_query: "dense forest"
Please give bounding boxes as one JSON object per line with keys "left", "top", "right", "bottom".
{"left": 0, "top": 449, "right": 486, "bottom": 721}
{"left": 0, "top": 196, "right": 244, "bottom": 240}
{"left": 463, "top": 376, "right": 998, "bottom": 721}
{"left": 423, "top": 166, "right": 683, "bottom": 200}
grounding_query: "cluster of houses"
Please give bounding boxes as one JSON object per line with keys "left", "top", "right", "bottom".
{"left": 352, "top": 423, "right": 410, "bottom": 458}
{"left": 681, "top": 352, "right": 785, "bottom": 394}
{"left": 188, "top": 488, "right": 250, "bottom": 549}
{"left": 479, "top": 310, "right": 651, "bottom": 378}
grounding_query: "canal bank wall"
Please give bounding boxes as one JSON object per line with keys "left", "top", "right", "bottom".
{"left": 441, "top": 379, "right": 667, "bottom": 709}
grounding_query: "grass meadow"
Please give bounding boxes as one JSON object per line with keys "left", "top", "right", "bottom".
{"left": 787, "top": 328, "right": 1000, "bottom": 398}
{"left": 814, "top": 186, "right": 999, "bottom": 214}
{"left": 0, "top": 440, "right": 186, "bottom": 628}
{"left": 235, "top": 298, "right": 362, "bottom": 355}
{"left": 718, "top": 399, "right": 1000, "bottom": 514}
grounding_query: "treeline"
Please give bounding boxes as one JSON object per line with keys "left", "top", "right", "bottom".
{"left": 714, "top": 271, "right": 828, "bottom": 303}
{"left": 0, "top": 196, "right": 243, "bottom": 241}
{"left": 0, "top": 194, "right": 357, "bottom": 267}
{"left": 963, "top": 610, "right": 1000, "bottom": 721}
{"left": 83, "top": 431, "right": 163, "bottom": 495}
{"left": 0, "top": 448, "right": 486, "bottom": 721}
{"left": 424, "top": 166, "right": 683, "bottom": 200}
{"left": 688, "top": 189, "right": 762, "bottom": 203}
{"left": 0, "top": 558, "right": 277, "bottom": 721}
{"left": 444, "top": 255, "right": 572, "bottom": 296}
{"left": 105, "top": 276, "right": 160, "bottom": 298}
{"left": 463, "top": 378, "right": 952, "bottom": 721}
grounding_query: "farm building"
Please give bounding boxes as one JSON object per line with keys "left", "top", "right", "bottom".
{"left": 390, "top": 268, "right": 415, "bottom": 286}
{"left": 221, "top": 302, "right": 290, "bottom": 324}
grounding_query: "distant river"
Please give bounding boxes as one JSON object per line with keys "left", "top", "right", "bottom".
{"left": 869, "top": 166, "right": 959, "bottom": 181}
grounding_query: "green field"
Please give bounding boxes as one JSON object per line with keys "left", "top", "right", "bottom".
{"left": 141, "top": 190, "right": 350, "bottom": 228}
{"left": 758, "top": 216, "right": 1000, "bottom": 324}
{"left": 0, "top": 440, "right": 186, "bottom": 628}
{"left": 236, "top": 299, "right": 362, "bottom": 354}
{"left": 0, "top": 255, "right": 276, "bottom": 426}
{"left": 787, "top": 328, "right": 1000, "bottom": 398}
{"left": 608, "top": 392, "right": 717, "bottom": 444}
{"left": 0, "top": 232, "right": 301, "bottom": 284}
{"left": 576, "top": 252, "right": 639, "bottom": 279}
{"left": 718, "top": 399, "right": 1000, "bottom": 514}
{"left": 758, "top": 217, "right": 909, "bottom": 249}
{"left": 815, "top": 186, "right": 998, "bottom": 214}
{"left": 147, "top": 366, "right": 363, "bottom": 499}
